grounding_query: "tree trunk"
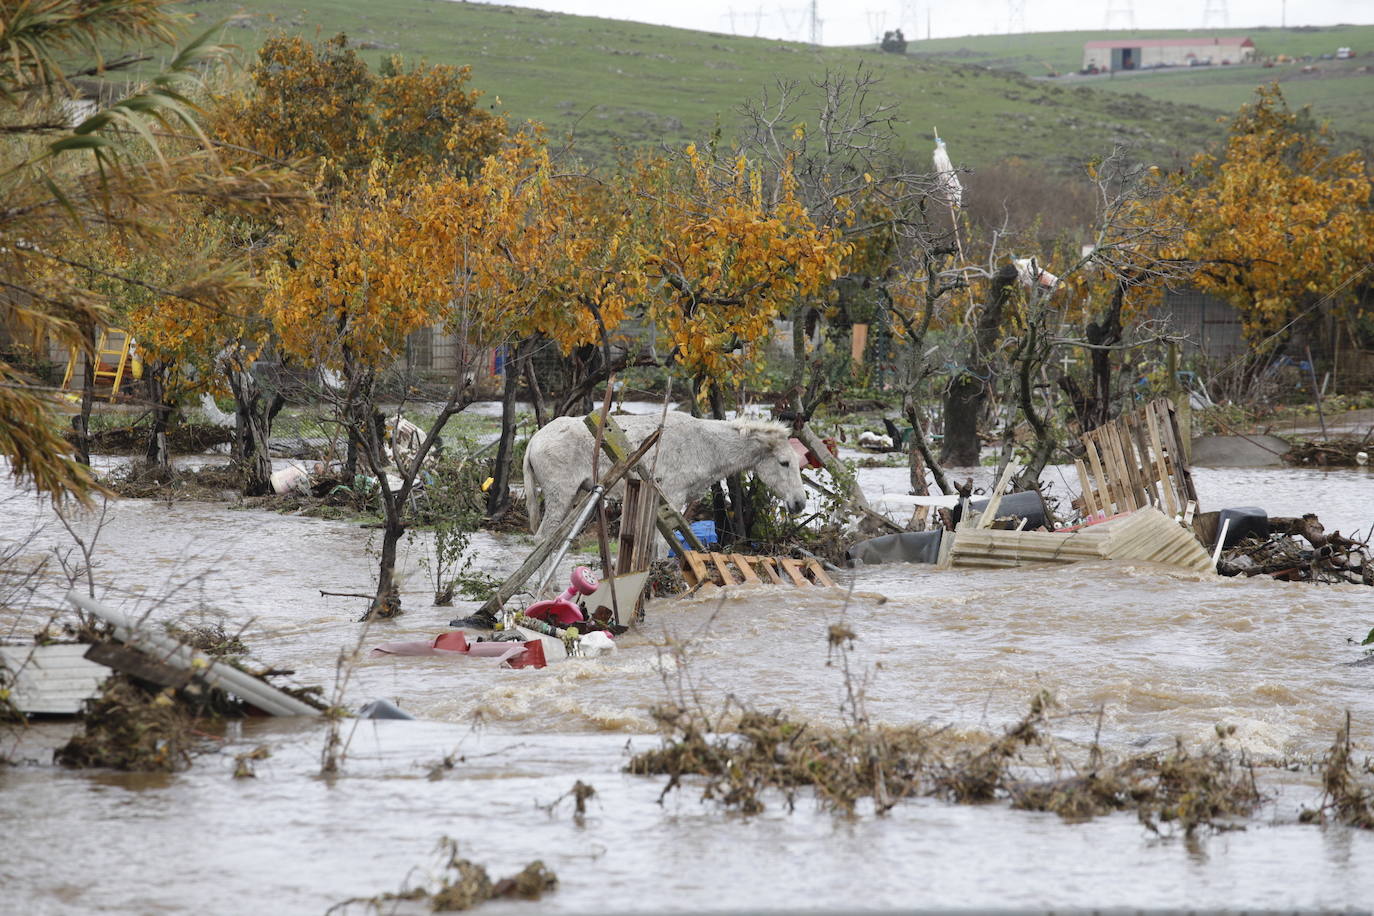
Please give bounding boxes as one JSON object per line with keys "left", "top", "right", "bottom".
{"left": 143, "top": 365, "right": 171, "bottom": 472}
{"left": 940, "top": 264, "right": 1017, "bottom": 467}
{"left": 940, "top": 377, "right": 983, "bottom": 467}
{"left": 370, "top": 516, "right": 403, "bottom": 619}
{"left": 486, "top": 338, "right": 525, "bottom": 518}
{"left": 74, "top": 322, "right": 95, "bottom": 466}
{"left": 709, "top": 381, "right": 750, "bottom": 542}
{"left": 1084, "top": 281, "right": 1126, "bottom": 432}
{"left": 1012, "top": 321, "right": 1058, "bottom": 491}
{"left": 225, "top": 364, "right": 274, "bottom": 496}
{"left": 522, "top": 341, "right": 547, "bottom": 428}
{"left": 903, "top": 397, "right": 951, "bottom": 496}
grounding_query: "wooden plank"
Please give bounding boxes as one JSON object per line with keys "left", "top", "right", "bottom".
{"left": 1161, "top": 401, "right": 1200, "bottom": 507}
{"left": 1083, "top": 436, "right": 1115, "bottom": 515}
{"left": 779, "top": 557, "right": 810, "bottom": 586}
{"left": 682, "top": 550, "right": 710, "bottom": 586}
{"left": 805, "top": 558, "right": 837, "bottom": 587}
{"left": 1074, "top": 458, "right": 1099, "bottom": 518}
{"left": 480, "top": 427, "right": 664, "bottom": 617}
{"left": 1100, "top": 423, "right": 1133, "bottom": 510}
{"left": 1143, "top": 404, "right": 1179, "bottom": 518}
{"left": 587, "top": 415, "right": 706, "bottom": 552}
{"left": 977, "top": 462, "right": 1019, "bottom": 529}
{"left": 1103, "top": 426, "right": 1138, "bottom": 512}
{"left": 730, "top": 553, "right": 761, "bottom": 584}
{"left": 84, "top": 642, "right": 192, "bottom": 689}
{"left": 757, "top": 557, "right": 784, "bottom": 584}
{"left": 709, "top": 551, "right": 737, "bottom": 586}
{"left": 1134, "top": 410, "right": 1161, "bottom": 507}
{"left": 618, "top": 480, "right": 645, "bottom": 576}
{"left": 1119, "top": 412, "right": 1151, "bottom": 509}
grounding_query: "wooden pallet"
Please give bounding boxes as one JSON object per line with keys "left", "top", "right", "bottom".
{"left": 680, "top": 550, "right": 838, "bottom": 588}
{"left": 1073, "top": 398, "right": 1199, "bottom": 521}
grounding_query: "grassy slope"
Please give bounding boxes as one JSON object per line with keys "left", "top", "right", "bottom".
{"left": 909, "top": 25, "right": 1374, "bottom": 136}
{"left": 176, "top": 0, "right": 1229, "bottom": 173}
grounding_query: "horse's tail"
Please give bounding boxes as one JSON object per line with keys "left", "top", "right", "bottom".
{"left": 523, "top": 438, "right": 540, "bottom": 533}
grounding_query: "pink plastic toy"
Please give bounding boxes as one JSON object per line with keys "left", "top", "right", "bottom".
{"left": 524, "top": 566, "right": 599, "bottom": 625}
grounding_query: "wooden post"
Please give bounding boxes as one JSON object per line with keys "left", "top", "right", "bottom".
{"left": 476, "top": 429, "right": 662, "bottom": 618}
{"left": 586, "top": 414, "right": 706, "bottom": 552}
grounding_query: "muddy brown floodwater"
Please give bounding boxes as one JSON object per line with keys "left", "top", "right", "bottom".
{"left": 1, "top": 459, "right": 1372, "bottom": 913}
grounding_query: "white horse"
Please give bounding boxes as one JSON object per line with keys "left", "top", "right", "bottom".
{"left": 523, "top": 412, "right": 809, "bottom": 547}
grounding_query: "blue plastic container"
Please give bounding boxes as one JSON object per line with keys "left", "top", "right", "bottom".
{"left": 670, "top": 520, "right": 719, "bottom": 556}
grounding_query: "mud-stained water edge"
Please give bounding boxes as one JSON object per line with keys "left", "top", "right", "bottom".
{"left": 2, "top": 461, "right": 1372, "bottom": 913}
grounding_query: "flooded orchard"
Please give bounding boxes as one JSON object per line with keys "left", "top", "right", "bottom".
{"left": 2, "top": 460, "right": 1373, "bottom": 914}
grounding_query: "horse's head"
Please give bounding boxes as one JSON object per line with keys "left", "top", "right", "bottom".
{"left": 738, "top": 420, "right": 808, "bottom": 514}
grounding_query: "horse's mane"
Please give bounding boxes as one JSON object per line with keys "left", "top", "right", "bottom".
{"left": 728, "top": 417, "right": 792, "bottom": 445}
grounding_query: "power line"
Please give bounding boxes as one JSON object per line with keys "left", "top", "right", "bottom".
{"left": 1104, "top": 0, "right": 1135, "bottom": 30}
{"left": 1202, "top": 0, "right": 1229, "bottom": 29}
{"left": 1008, "top": 0, "right": 1026, "bottom": 34}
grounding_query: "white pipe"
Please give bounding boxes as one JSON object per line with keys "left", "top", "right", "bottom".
{"left": 533, "top": 484, "right": 604, "bottom": 596}
{"left": 67, "top": 592, "right": 320, "bottom": 717}
{"left": 1211, "top": 518, "right": 1232, "bottom": 570}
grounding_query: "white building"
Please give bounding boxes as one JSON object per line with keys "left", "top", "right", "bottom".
{"left": 1083, "top": 36, "right": 1255, "bottom": 72}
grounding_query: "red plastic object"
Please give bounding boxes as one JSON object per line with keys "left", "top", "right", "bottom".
{"left": 507, "top": 639, "right": 547, "bottom": 669}
{"left": 789, "top": 436, "right": 838, "bottom": 470}
{"left": 433, "top": 630, "right": 469, "bottom": 652}
{"left": 525, "top": 565, "right": 599, "bottom": 625}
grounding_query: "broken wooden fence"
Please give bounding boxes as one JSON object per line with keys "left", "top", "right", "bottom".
{"left": 1074, "top": 398, "right": 1199, "bottom": 521}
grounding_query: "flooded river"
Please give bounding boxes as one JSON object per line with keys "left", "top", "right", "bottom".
{"left": 2, "top": 458, "right": 1372, "bottom": 913}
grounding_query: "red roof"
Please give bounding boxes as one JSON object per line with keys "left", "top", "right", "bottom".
{"left": 1085, "top": 37, "right": 1254, "bottom": 49}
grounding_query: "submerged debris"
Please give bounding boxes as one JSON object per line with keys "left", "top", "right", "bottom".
{"left": 232, "top": 745, "right": 272, "bottom": 779}
{"left": 1220, "top": 514, "right": 1373, "bottom": 585}
{"left": 1012, "top": 735, "right": 1262, "bottom": 836}
{"left": 331, "top": 838, "right": 557, "bottom": 913}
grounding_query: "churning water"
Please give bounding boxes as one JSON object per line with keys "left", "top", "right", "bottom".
{"left": 2, "top": 459, "right": 1372, "bottom": 913}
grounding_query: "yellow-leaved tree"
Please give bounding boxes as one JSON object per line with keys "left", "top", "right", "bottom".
{"left": 266, "top": 134, "right": 566, "bottom": 618}
{"left": 639, "top": 145, "right": 846, "bottom": 405}
{"left": 1164, "top": 84, "right": 1374, "bottom": 343}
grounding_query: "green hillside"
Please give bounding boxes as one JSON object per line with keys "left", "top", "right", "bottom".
{"left": 170, "top": 0, "right": 1233, "bottom": 174}
{"left": 909, "top": 25, "right": 1374, "bottom": 136}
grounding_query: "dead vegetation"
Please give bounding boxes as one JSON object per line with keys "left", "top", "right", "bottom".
{"left": 106, "top": 461, "right": 244, "bottom": 501}
{"left": 629, "top": 627, "right": 1266, "bottom": 834}
{"left": 329, "top": 838, "right": 557, "bottom": 913}
{"left": 64, "top": 421, "right": 233, "bottom": 456}
{"left": 1285, "top": 437, "right": 1373, "bottom": 468}
{"left": 54, "top": 676, "right": 209, "bottom": 772}
{"left": 1300, "top": 713, "right": 1374, "bottom": 830}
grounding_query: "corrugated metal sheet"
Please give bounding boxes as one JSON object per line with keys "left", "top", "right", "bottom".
{"left": 0, "top": 643, "right": 109, "bottom": 716}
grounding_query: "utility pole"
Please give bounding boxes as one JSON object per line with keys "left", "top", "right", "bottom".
{"left": 809, "top": 0, "right": 820, "bottom": 45}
